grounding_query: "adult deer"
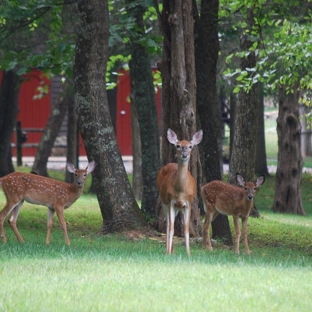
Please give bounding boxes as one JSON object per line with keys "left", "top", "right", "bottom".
{"left": 157, "top": 128, "right": 203, "bottom": 256}
{"left": 201, "top": 173, "right": 265, "bottom": 255}
{"left": 0, "top": 161, "right": 96, "bottom": 245}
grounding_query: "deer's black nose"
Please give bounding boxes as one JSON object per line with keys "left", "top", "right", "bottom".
{"left": 181, "top": 147, "right": 188, "bottom": 158}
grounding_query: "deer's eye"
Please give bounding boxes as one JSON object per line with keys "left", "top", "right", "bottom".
{"left": 176, "top": 144, "right": 181, "bottom": 149}
{"left": 244, "top": 187, "right": 248, "bottom": 191}
{"left": 189, "top": 145, "right": 193, "bottom": 149}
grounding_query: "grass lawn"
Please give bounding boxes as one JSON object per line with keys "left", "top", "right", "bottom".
{"left": 264, "top": 109, "right": 312, "bottom": 168}
{"left": 1, "top": 110, "right": 312, "bottom": 311}
{"left": 1, "top": 169, "right": 312, "bottom": 311}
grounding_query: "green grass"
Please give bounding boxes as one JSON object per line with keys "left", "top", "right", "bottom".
{"left": 264, "top": 110, "right": 312, "bottom": 167}
{"left": 1, "top": 171, "right": 312, "bottom": 311}
{"left": 224, "top": 108, "right": 312, "bottom": 167}
{"left": 1, "top": 116, "right": 312, "bottom": 311}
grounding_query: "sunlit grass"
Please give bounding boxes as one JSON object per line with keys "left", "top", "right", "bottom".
{"left": 1, "top": 169, "right": 312, "bottom": 311}
{"left": 1, "top": 115, "right": 312, "bottom": 311}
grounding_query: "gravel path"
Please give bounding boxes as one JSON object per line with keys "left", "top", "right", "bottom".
{"left": 13, "top": 156, "right": 312, "bottom": 175}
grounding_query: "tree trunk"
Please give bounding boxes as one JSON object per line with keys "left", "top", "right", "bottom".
{"left": 0, "top": 70, "right": 21, "bottom": 177}
{"left": 272, "top": 85, "right": 305, "bottom": 215}
{"left": 255, "top": 83, "right": 269, "bottom": 176}
{"left": 65, "top": 83, "right": 77, "bottom": 183}
{"left": 130, "top": 79, "right": 143, "bottom": 201}
{"left": 229, "top": 8, "right": 260, "bottom": 185}
{"left": 155, "top": 0, "right": 172, "bottom": 234}
{"left": 194, "top": 0, "right": 232, "bottom": 246}
{"left": 31, "top": 80, "right": 69, "bottom": 176}
{"left": 156, "top": 0, "right": 201, "bottom": 237}
{"left": 127, "top": 1, "right": 161, "bottom": 223}
{"left": 229, "top": 92, "right": 237, "bottom": 163}
{"left": 74, "top": 0, "right": 147, "bottom": 233}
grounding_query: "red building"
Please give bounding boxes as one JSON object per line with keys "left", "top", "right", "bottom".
{"left": 116, "top": 68, "right": 162, "bottom": 155}
{"left": 1, "top": 68, "right": 161, "bottom": 157}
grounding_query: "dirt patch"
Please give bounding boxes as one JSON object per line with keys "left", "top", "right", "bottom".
{"left": 118, "top": 228, "right": 231, "bottom": 251}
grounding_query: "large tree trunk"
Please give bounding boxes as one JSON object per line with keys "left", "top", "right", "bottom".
{"left": 272, "top": 85, "right": 305, "bottom": 215}
{"left": 74, "top": 0, "right": 147, "bottom": 233}
{"left": 130, "top": 79, "right": 143, "bottom": 201}
{"left": 255, "top": 83, "right": 269, "bottom": 176}
{"left": 127, "top": 1, "right": 161, "bottom": 223}
{"left": 156, "top": 0, "right": 201, "bottom": 237}
{"left": 155, "top": 0, "right": 171, "bottom": 234}
{"left": 0, "top": 70, "right": 21, "bottom": 177}
{"left": 31, "top": 80, "right": 69, "bottom": 176}
{"left": 229, "top": 8, "right": 260, "bottom": 185}
{"left": 65, "top": 84, "right": 77, "bottom": 184}
{"left": 194, "top": 0, "right": 232, "bottom": 246}
{"left": 229, "top": 92, "right": 237, "bottom": 163}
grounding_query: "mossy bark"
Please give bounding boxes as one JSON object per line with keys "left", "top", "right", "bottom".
{"left": 127, "top": 1, "right": 161, "bottom": 223}
{"left": 74, "top": 0, "right": 147, "bottom": 233}
{"left": 194, "top": 0, "right": 232, "bottom": 246}
{"left": 156, "top": 0, "right": 201, "bottom": 237}
{"left": 272, "top": 85, "right": 305, "bottom": 215}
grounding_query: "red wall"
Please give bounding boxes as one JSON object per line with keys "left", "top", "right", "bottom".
{"left": 15, "top": 70, "right": 51, "bottom": 156}
{"left": 2, "top": 68, "right": 161, "bottom": 158}
{"left": 116, "top": 68, "right": 162, "bottom": 156}
{"left": 0, "top": 69, "right": 51, "bottom": 157}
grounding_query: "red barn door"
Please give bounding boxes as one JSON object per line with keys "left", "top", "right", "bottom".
{"left": 116, "top": 68, "right": 162, "bottom": 156}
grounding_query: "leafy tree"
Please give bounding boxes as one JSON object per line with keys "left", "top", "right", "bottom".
{"left": 155, "top": 0, "right": 202, "bottom": 237}
{"left": 223, "top": 0, "right": 312, "bottom": 215}
{"left": 194, "top": 0, "right": 233, "bottom": 245}
{"left": 126, "top": 0, "right": 161, "bottom": 223}
{"left": 74, "top": 0, "right": 147, "bottom": 233}
{"left": 266, "top": 20, "right": 310, "bottom": 215}
{"left": 228, "top": 7, "right": 260, "bottom": 186}
{"left": 0, "top": 1, "right": 76, "bottom": 176}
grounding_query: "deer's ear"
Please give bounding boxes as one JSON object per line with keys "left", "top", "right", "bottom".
{"left": 191, "top": 130, "right": 203, "bottom": 145}
{"left": 236, "top": 173, "right": 245, "bottom": 186}
{"left": 66, "top": 162, "right": 75, "bottom": 173}
{"left": 167, "top": 128, "right": 178, "bottom": 145}
{"left": 256, "top": 175, "right": 265, "bottom": 187}
{"left": 87, "top": 161, "right": 96, "bottom": 174}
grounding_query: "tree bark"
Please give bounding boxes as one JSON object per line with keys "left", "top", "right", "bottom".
{"left": 229, "top": 92, "right": 237, "bottom": 163}
{"left": 194, "top": 0, "right": 232, "bottom": 246}
{"left": 127, "top": 1, "right": 161, "bottom": 223}
{"left": 155, "top": 0, "right": 172, "bottom": 234}
{"left": 0, "top": 70, "right": 21, "bottom": 177}
{"left": 65, "top": 83, "right": 77, "bottom": 183}
{"left": 272, "top": 85, "right": 305, "bottom": 215}
{"left": 74, "top": 0, "right": 147, "bottom": 233}
{"left": 156, "top": 0, "right": 201, "bottom": 237}
{"left": 255, "top": 83, "right": 269, "bottom": 176}
{"left": 31, "top": 80, "right": 69, "bottom": 176}
{"left": 229, "top": 8, "right": 260, "bottom": 185}
{"left": 130, "top": 79, "right": 143, "bottom": 201}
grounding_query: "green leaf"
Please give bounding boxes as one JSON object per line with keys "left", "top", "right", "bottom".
{"left": 233, "top": 86, "right": 241, "bottom": 93}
